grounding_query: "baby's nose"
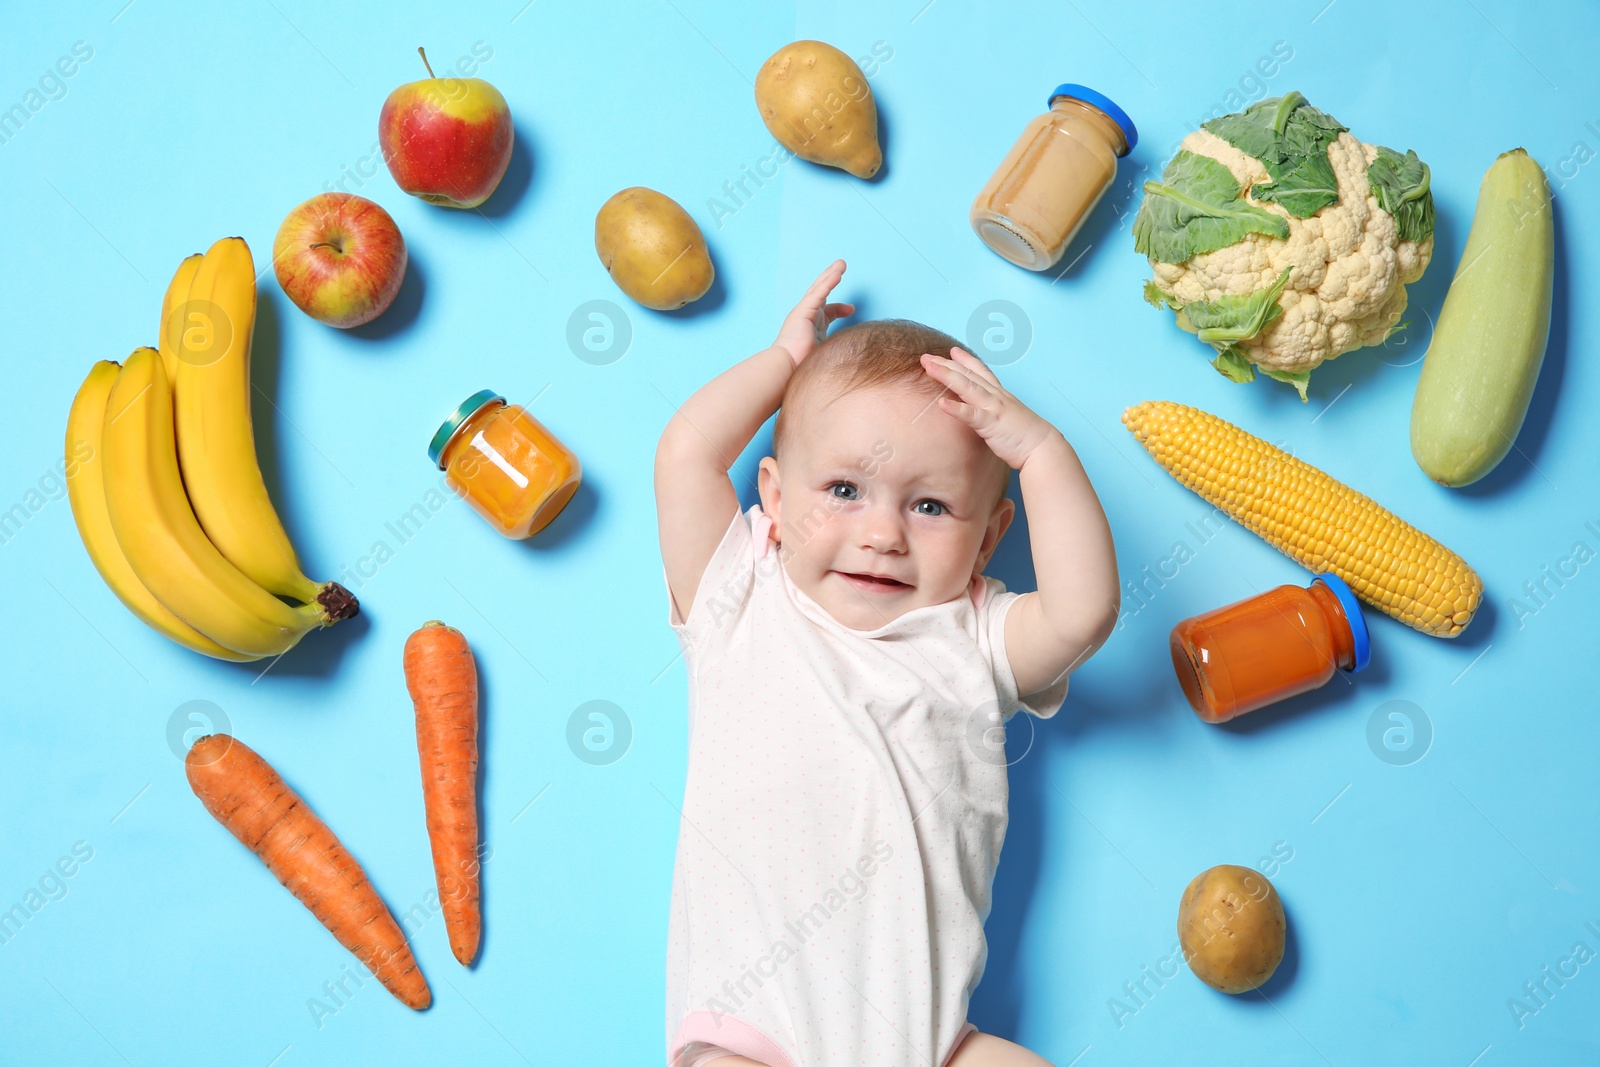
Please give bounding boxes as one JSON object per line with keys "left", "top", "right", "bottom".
{"left": 860, "top": 508, "right": 907, "bottom": 551}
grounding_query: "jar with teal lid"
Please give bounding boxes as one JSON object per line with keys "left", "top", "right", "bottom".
{"left": 971, "top": 83, "right": 1138, "bottom": 271}
{"left": 428, "top": 389, "right": 581, "bottom": 539}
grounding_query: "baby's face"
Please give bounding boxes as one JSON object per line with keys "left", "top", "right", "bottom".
{"left": 758, "top": 382, "right": 1014, "bottom": 630}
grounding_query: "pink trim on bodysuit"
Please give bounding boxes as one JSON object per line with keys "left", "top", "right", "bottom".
{"left": 752, "top": 508, "right": 774, "bottom": 558}
{"left": 670, "top": 1012, "right": 796, "bottom": 1067}
{"left": 671, "top": 1015, "right": 978, "bottom": 1066}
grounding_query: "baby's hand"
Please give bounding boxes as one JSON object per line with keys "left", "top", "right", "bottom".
{"left": 773, "top": 259, "right": 855, "bottom": 367}
{"left": 921, "top": 348, "right": 1060, "bottom": 469}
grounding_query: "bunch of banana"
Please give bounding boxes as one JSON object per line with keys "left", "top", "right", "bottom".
{"left": 65, "top": 237, "right": 358, "bottom": 662}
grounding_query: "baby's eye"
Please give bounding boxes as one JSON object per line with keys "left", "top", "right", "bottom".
{"left": 913, "top": 499, "right": 946, "bottom": 517}
{"left": 828, "top": 482, "right": 860, "bottom": 500}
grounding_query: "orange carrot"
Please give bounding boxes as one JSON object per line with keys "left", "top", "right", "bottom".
{"left": 185, "top": 734, "right": 431, "bottom": 1009}
{"left": 404, "top": 620, "right": 482, "bottom": 966}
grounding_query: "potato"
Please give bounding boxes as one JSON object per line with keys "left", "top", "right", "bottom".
{"left": 594, "top": 187, "right": 714, "bottom": 310}
{"left": 755, "top": 40, "right": 882, "bottom": 179}
{"left": 1177, "top": 864, "right": 1285, "bottom": 993}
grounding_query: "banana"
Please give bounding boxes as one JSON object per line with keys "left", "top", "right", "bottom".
{"left": 158, "top": 252, "right": 203, "bottom": 387}
{"left": 100, "top": 348, "right": 352, "bottom": 659}
{"left": 66, "top": 360, "right": 262, "bottom": 662}
{"left": 172, "top": 237, "right": 355, "bottom": 614}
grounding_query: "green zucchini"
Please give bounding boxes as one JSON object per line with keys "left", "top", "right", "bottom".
{"left": 1410, "top": 148, "right": 1553, "bottom": 487}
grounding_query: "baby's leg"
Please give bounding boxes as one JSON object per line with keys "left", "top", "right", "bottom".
{"left": 946, "top": 1031, "right": 1057, "bottom": 1067}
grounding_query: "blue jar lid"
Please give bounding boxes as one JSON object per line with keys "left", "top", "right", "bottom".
{"left": 1312, "top": 572, "right": 1371, "bottom": 673}
{"left": 428, "top": 389, "right": 504, "bottom": 469}
{"left": 1048, "top": 84, "right": 1137, "bottom": 154}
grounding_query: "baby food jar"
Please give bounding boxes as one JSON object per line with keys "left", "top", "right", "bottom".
{"left": 1169, "top": 573, "right": 1371, "bottom": 724}
{"left": 428, "top": 389, "right": 582, "bottom": 539}
{"left": 971, "top": 83, "right": 1137, "bottom": 271}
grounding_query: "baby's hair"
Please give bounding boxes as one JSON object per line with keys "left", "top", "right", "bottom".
{"left": 773, "top": 318, "right": 1012, "bottom": 501}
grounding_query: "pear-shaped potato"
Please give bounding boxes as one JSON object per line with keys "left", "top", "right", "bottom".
{"left": 1177, "top": 865, "right": 1286, "bottom": 994}
{"left": 755, "top": 40, "right": 882, "bottom": 179}
{"left": 594, "top": 187, "right": 714, "bottom": 311}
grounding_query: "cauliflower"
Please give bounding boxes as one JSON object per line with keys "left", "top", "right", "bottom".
{"left": 1133, "top": 93, "right": 1434, "bottom": 400}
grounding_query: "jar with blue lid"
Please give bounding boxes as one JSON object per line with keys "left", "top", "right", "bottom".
{"left": 971, "top": 83, "right": 1138, "bottom": 271}
{"left": 1169, "top": 571, "right": 1372, "bottom": 723}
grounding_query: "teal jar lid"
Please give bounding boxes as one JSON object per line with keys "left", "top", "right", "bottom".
{"left": 428, "top": 389, "right": 504, "bottom": 469}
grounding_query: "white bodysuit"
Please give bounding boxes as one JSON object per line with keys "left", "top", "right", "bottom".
{"left": 664, "top": 505, "right": 1068, "bottom": 1067}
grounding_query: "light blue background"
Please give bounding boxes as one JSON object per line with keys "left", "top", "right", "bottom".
{"left": 2, "top": 0, "right": 1596, "bottom": 1063}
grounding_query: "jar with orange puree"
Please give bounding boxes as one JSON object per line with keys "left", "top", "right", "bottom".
{"left": 429, "top": 390, "right": 581, "bottom": 539}
{"left": 1170, "top": 573, "right": 1372, "bottom": 723}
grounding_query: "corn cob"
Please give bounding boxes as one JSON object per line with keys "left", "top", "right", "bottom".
{"left": 1121, "top": 400, "right": 1482, "bottom": 638}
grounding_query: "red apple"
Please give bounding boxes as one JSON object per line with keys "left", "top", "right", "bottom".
{"left": 273, "top": 192, "right": 407, "bottom": 329}
{"left": 379, "top": 47, "right": 513, "bottom": 209}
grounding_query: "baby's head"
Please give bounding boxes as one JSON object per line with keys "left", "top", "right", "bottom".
{"left": 757, "top": 318, "right": 1015, "bottom": 630}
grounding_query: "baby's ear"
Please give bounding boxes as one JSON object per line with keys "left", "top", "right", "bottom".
{"left": 757, "top": 456, "right": 782, "bottom": 530}
{"left": 979, "top": 495, "right": 1016, "bottom": 568}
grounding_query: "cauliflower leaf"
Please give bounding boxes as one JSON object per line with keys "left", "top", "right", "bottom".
{"left": 1132, "top": 151, "right": 1290, "bottom": 264}
{"left": 1211, "top": 347, "right": 1257, "bottom": 383}
{"left": 1367, "top": 146, "right": 1435, "bottom": 242}
{"left": 1182, "top": 267, "right": 1293, "bottom": 346}
{"left": 1143, "top": 280, "right": 1183, "bottom": 310}
{"left": 1260, "top": 367, "right": 1311, "bottom": 402}
{"left": 1202, "top": 91, "right": 1347, "bottom": 218}
{"left": 1163, "top": 268, "right": 1310, "bottom": 398}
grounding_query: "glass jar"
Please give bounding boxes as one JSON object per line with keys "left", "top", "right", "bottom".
{"left": 971, "top": 83, "right": 1137, "bottom": 271}
{"left": 1169, "top": 572, "right": 1371, "bottom": 724}
{"left": 428, "top": 390, "right": 581, "bottom": 539}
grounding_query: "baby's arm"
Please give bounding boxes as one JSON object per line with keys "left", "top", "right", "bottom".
{"left": 655, "top": 260, "right": 853, "bottom": 621}
{"left": 1004, "top": 421, "right": 1121, "bottom": 693}
{"left": 920, "top": 349, "right": 1120, "bottom": 697}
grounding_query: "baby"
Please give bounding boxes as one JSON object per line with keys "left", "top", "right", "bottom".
{"left": 656, "top": 260, "right": 1120, "bottom": 1067}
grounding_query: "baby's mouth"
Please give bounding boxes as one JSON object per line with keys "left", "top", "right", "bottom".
{"left": 835, "top": 570, "right": 912, "bottom": 592}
